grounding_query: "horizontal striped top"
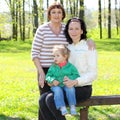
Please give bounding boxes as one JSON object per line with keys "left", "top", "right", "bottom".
{"left": 31, "top": 22, "right": 68, "bottom": 68}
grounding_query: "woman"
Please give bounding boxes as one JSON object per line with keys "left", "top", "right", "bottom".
{"left": 64, "top": 17, "right": 97, "bottom": 95}
{"left": 31, "top": 2, "right": 68, "bottom": 120}
{"left": 31, "top": 2, "right": 67, "bottom": 95}
{"left": 39, "top": 17, "right": 97, "bottom": 120}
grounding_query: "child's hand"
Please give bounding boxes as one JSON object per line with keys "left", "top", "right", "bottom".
{"left": 47, "top": 83, "right": 52, "bottom": 86}
{"left": 53, "top": 80, "right": 59, "bottom": 86}
{"left": 64, "top": 76, "right": 69, "bottom": 82}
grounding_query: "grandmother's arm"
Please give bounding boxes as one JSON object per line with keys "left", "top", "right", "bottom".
{"left": 87, "top": 39, "right": 96, "bottom": 50}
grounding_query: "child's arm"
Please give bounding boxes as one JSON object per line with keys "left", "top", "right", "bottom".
{"left": 68, "top": 64, "right": 80, "bottom": 80}
{"left": 46, "top": 65, "right": 56, "bottom": 84}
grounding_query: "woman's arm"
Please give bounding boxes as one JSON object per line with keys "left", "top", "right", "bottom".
{"left": 76, "top": 50, "right": 97, "bottom": 86}
{"left": 33, "top": 57, "right": 45, "bottom": 88}
{"left": 64, "top": 76, "right": 78, "bottom": 88}
{"left": 31, "top": 26, "right": 44, "bottom": 87}
{"left": 64, "top": 50, "right": 97, "bottom": 87}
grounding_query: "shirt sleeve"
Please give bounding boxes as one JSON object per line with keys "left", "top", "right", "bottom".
{"left": 45, "top": 65, "right": 56, "bottom": 84}
{"left": 31, "top": 26, "right": 44, "bottom": 60}
{"left": 68, "top": 64, "right": 80, "bottom": 80}
{"left": 76, "top": 50, "right": 98, "bottom": 86}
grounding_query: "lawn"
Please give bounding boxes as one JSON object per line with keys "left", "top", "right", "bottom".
{"left": 0, "top": 39, "right": 120, "bottom": 120}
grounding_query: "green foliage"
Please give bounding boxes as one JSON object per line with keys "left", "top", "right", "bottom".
{"left": 88, "top": 28, "right": 120, "bottom": 39}
{"left": 0, "top": 39, "right": 120, "bottom": 120}
{"left": 0, "top": 13, "right": 12, "bottom": 38}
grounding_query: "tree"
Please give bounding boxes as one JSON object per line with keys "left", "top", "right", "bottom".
{"left": 103, "top": 0, "right": 107, "bottom": 28}
{"left": 115, "top": 0, "right": 119, "bottom": 35}
{"left": 33, "top": 0, "right": 38, "bottom": 34}
{"left": 79, "top": 0, "right": 84, "bottom": 19}
{"left": 22, "top": 0, "right": 25, "bottom": 41}
{"left": 98, "top": 0, "right": 102, "bottom": 39}
{"left": 9, "top": 0, "right": 17, "bottom": 40}
{"left": 108, "top": 0, "right": 111, "bottom": 38}
{"left": 39, "top": 0, "right": 44, "bottom": 24}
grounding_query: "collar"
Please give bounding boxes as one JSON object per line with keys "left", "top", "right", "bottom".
{"left": 58, "top": 61, "right": 67, "bottom": 68}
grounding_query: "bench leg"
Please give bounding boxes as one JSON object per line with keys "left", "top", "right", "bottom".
{"left": 80, "top": 106, "right": 89, "bottom": 120}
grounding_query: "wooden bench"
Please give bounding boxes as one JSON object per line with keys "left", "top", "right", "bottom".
{"left": 77, "top": 95, "right": 120, "bottom": 120}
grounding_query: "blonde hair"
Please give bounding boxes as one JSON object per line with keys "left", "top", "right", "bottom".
{"left": 53, "top": 45, "right": 70, "bottom": 61}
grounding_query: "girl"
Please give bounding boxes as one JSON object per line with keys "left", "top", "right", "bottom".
{"left": 46, "top": 45, "right": 80, "bottom": 116}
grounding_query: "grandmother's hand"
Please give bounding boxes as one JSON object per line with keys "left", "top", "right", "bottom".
{"left": 63, "top": 76, "right": 77, "bottom": 88}
{"left": 87, "top": 39, "right": 96, "bottom": 50}
{"left": 38, "top": 71, "right": 45, "bottom": 88}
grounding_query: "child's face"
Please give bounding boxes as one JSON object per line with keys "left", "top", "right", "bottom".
{"left": 53, "top": 50, "right": 66, "bottom": 64}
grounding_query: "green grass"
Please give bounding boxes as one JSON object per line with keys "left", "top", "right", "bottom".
{"left": 0, "top": 39, "right": 120, "bottom": 120}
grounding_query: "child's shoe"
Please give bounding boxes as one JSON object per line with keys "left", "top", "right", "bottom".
{"left": 60, "top": 106, "right": 68, "bottom": 116}
{"left": 70, "top": 105, "right": 77, "bottom": 115}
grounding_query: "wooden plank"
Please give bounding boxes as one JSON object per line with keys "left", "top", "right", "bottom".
{"left": 77, "top": 95, "right": 120, "bottom": 107}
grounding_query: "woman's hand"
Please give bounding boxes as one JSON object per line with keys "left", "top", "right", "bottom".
{"left": 38, "top": 70, "right": 45, "bottom": 88}
{"left": 33, "top": 58, "right": 45, "bottom": 88}
{"left": 87, "top": 39, "right": 96, "bottom": 50}
{"left": 63, "top": 76, "right": 78, "bottom": 88}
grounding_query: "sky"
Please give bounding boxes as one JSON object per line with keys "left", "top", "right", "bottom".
{"left": 0, "top": 0, "right": 115, "bottom": 13}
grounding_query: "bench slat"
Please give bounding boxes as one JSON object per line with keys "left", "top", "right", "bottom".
{"left": 77, "top": 95, "right": 120, "bottom": 106}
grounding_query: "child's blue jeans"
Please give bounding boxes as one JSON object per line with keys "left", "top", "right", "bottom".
{"left": 51, "top": 86, "right": 76, "bottom": 109}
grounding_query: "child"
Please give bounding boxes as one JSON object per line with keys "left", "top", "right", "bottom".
{"left": 46, "top": 45, "right": 80, "bottom": 116}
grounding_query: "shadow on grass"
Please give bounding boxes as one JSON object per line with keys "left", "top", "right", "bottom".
{"left": 0, "top": 40, "right": 32, "bottom": 53}
{"left": 0, "top": 38, "right": 120, "bottom": 53}
{"left": 88, "top": 107, "right": 120, "bottom": 120}
{"left": 0, "top": 114, "right": 26, "bottom": 120}
{"left": 96, "top": 38, "right": 120, "bottom": 51}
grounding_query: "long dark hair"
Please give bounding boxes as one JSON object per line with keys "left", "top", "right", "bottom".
{"left": 64, "top": 17, "right": 87, "bottom": 44}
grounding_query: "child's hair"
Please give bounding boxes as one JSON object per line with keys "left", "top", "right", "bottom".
{"left": 53, "top": 45, "right": 70, "bottom": 61}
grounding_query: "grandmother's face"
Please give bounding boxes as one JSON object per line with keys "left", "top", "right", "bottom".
{"left": 49, "top": 8, "right": 63, "bottom": 23}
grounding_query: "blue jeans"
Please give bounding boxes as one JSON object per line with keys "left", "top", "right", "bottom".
{"left": 51, "top": 86, "right": 76, "bottom": 109}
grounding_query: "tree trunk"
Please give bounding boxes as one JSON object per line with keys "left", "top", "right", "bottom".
{"left": 108, "top": 0, "right": 111, "bottom": 38}
{"left": 103, "top": 0, "right": 107, "bottom": 28}
{"left": 18, "top": 0, "right": 22, "bottom": 40}
{"left": 79, "top": 0, "right": 84, "bottom": 20}
{"left": 115, "top": 0, "right": 119, "bottom": 35}
{"left": 22, "top": 0, "right": 25, "bottom": 41}
{"left": 15, "top": 1, "right": 18, "bottom": 41}
{"left": 33, "top": 0, "right": 38, "bottom": 35}
{"left": 98, "top": 0, "right": 102, "bottom": 39}
{"left": 11, "top": 0, "right": 16, "bottom": 40}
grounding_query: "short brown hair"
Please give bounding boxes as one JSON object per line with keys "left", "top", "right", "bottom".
{"left": 47, "top": 2, "right": 66, "bottom": 20}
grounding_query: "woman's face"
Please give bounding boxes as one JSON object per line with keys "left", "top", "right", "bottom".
{"left": 68, "top": 21, "right": 83, "bottom": 44}
{"left": 49, "top": 8, "right": 63, "bottom": 23}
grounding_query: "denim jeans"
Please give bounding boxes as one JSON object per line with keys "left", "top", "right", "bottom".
{"left": 39, "top": 85, "right": 92, "bottom": 120}
{"left": 51, "top": 86, "right": 76, "bottom": 109}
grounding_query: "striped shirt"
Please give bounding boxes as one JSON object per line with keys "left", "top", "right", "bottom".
{"left": 31, "top": 22, "right": 68, "bottom": 68}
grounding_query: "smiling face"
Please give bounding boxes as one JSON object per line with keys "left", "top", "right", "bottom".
{"left": 68, "top": 21, "right": 83, "bottom": 44}
{"left": 49, "top": 8, "right": 63, "bottom": 23}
